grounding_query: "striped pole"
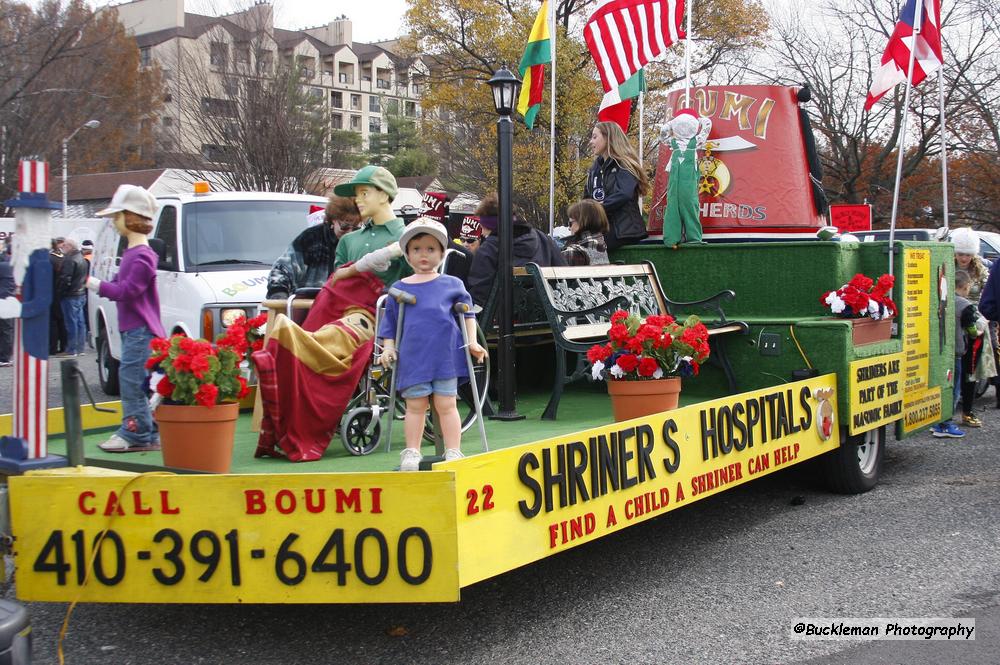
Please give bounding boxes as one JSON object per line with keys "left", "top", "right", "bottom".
{"left": 12, "top": 318, "right": 48, "bottom": 458}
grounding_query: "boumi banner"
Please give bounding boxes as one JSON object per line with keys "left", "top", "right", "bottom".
{"left": 649, "top": 86, "right": 825, "bottom": 238}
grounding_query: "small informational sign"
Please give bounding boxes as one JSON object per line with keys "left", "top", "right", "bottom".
{"left": 450, "top": 374, "right": 839, "bottom": 588}
{"left": 903, "top": 386, "right": 943, "bottom": 433}
{"left": 902, "top": 249, "right": 932, "bottom": 393}
{"left": 848, "top": 353, "right": 904, "bottom": 435}
{"left": 829, "top": 204, "right": 872, "bottom": 234}
{"left": 11, "top": 473, "right": 459, "bottom": 603}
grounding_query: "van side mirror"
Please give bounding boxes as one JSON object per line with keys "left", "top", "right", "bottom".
{"left": 148, "top": 238, "right": 169, "bottom": 270}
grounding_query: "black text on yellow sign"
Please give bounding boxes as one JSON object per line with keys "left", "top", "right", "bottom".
{"left": 848, "top": 352, "right": 905, "bottom": 435}
{"left": 11, "top": 473, "right": 459, "bottom": 603}
{"left": 447, "top": 375, "right": 840, "bottom": 588}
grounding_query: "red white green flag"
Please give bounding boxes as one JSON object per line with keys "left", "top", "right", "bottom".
{"left": 517, "top": 0, "right": 552, "bottom": 129}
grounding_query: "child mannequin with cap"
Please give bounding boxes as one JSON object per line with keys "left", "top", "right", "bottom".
{"left": 86, "top": 184, "right": 166, "bottom": 452}
{"left": 377, "top": 217, "right": 487, "bottom": 471}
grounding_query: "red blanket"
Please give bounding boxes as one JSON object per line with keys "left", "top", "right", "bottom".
{"left": 253, "top": 272, "right": 384, "bottom": 461}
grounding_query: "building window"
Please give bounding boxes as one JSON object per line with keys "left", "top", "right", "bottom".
{"left": 258, "top": 50, "right": 273, "bottom": 72}
{"left": 201, "top": 97, "right": 236, "bottom": 118}
{"left": 369, "top": 117, "right": 381, "bottom": 134}
{"left": 223, "top": 78, "right": 239, "bottom": 97}
{"left": 140, "top": 47, "right": 151, "bottom": 67}
{"left": 350, "top": 94, "right": 361, "bottom": 110}
{"left": 309, "top": 87, "right": 324, "bottom": 99}
{"left": 339, "top": 72, "right": 351, "bottom": 83}
{"left": 405, "top": 102, "right": 417, "bottom": 117}
{"left": 236, "top": 45, "right": 250, "bottom": 65}
{"left": 369, "top": 96, "right": 380, "bottom": 113}
{"left": 201, "top": 144, "right": 231, "bottom": 162}
{"left": 332, "top": 114, "right": 343, "bottom": 129}
{"left": 377, "top": 78, "right": 391, "bottom": 90}
{"left": 332, "top": 91, "right": 343, "bottom": 108}
{"left": 350, "top": 115, "right": 361, "bottom": 131}
{"left": 210, "top": 42, "right": 227, "bottom": 68}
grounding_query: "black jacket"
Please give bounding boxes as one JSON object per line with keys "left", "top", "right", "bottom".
{"left": 468, "top": 223, "right": 566, "bottom": 306}
{"left": 266, "top": 223, "right": 340, "bottom": 299}
{"left": 57, "top": 249, "right": 88, "bottom": 297}
{"left": 584, "top": 156, "right": 647, "bottom": 249}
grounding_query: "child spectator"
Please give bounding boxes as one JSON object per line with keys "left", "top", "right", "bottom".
{"left": 931, "top": 270, "right": 980, "bottom": 438}
{"left": 378, "top": 218, "right": 487, "bottom": 471}
{"left": 86, "top": 185, "right": 165, "bottom": 452}
{"left": 561, "top": 199, "right": 610, "bottom": 266}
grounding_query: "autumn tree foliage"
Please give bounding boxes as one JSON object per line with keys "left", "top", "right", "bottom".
{"left": 0, "top": 0, "right": 164, "bottom": 206}
{"left": 404, "top": 0, "right": 767, "bottom": 227}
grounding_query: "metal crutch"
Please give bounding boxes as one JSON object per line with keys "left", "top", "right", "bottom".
{"left": 455, "top": 302, "right": 489, "bottom": 452}
{"left": 383, "top": 287, "right": 416, "bottom": 452}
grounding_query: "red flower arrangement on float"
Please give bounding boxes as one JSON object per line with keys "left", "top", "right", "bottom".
{"left": 147, "top": 314, "right": 267, "bottom": 407}
{"left": 587, "top": 310, "right": 711, "bottom": 381}
{"left": 821, "top": 273, "right": 897, "bottom": 320}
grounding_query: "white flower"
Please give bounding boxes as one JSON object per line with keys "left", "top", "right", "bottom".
{"left": 591, "top": 360, "right": 605, "bottom": 381}
{"left": 867, "top": 300, "right": 880, "bottom": 318}
{"left": 826, "top": 292, "right": 846, "bottom": 314}
{"left": 610, "top": 364, "right": 625, "bottom": 379}
{"left": 653, "top": 367, "right": 664, "bottom": 379}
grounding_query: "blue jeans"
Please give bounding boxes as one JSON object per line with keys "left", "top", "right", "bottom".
{"left": 60, "top": 294, "right": 87, "bottom": 355}
{"left": 953, "top": 356, "right": 962, "bottom": 413}
{"left": 116, "top": 326, "right": 158, "bottom": 445}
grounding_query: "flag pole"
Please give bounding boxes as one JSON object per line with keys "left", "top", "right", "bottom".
{"left": 937, "top": 67, "right": 949, "bottom": 232}
{"left": 638, "top": 91, "right": 644, "bottom": 212}
{"left": 684, "top": 0, "right": 693, "bottom": 107}
{"left": 887, "top": 0, "right": 924, "bottom": 279}
{"left": 548, "top": 0, "right": 556, "bottom": 235}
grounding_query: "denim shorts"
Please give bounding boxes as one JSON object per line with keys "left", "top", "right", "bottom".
{"left": 400, "top": 377, "right": 458, "bottom": 399}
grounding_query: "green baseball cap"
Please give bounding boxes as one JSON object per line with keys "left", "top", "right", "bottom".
{"left": 333, "top": 165, "right": 398, "bottom": 202}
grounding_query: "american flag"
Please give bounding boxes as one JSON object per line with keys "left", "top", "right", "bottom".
{"left": 864, "top": 0, "right": 943, "bottom": 110}
{"left": 585, "top": 0, "right": 686, "bottom": 112}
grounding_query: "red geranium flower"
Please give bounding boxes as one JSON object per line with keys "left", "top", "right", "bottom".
{"left": 638, "top": 357, "right": 659, "bottom": 377}
{"left": 194, "top": 383, "right": 219, "bottom": 407}
{"left": 616, "top": 353, "right": 639, "bottom": 372}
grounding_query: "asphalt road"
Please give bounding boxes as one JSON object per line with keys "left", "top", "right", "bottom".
{"left": 1, "top": 370, "right": 998, "bottom": 664}
{"left": 0, "top": 351, "right": 113, "bottom": 416}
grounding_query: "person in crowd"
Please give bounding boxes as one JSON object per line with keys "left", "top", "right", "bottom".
{"left": 378, "top": 219, "right": 487, "bottom": 471}
{"left": 0, "top": 241, "right": 13, "bottom": 368}
{"left": 459, "top": 216, "right": 483, "bottom": 254}
{"left": 266, "top": 196, "right": 362, "bottom": 300}
{"left": 49, "top": 236, "right": 67, "bottom": 354}
{"left": 977, "top": 258, "right": 1000, "bottom": 409}
{"left": 951, "top": 227, "right": 997, "bottom": 399}
{"left": 931, "top": 270, "right": 979, "bottom": 437}
{"left": 561, "top": 199, "right": 610, "bottom": 267}
{"left": 86, "top": 185, "right": 164, "bottom": 452}
{"left": 55, "top": 237, "right": 89, "bottom": 357}
{"left": 584, "top": 121, "right": 649, "bottom": 251}
{"left": 81, "top": 239, "right": 94, "bottom": 344}
{"left": 467, "top": 193, "right": 566, "bottom": 306}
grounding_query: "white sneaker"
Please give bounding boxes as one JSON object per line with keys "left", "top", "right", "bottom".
{"left": 399, "top": 448, "right": 422, "bottom": 472}
{"left": 444, "top": 448, "right": 465, "bottom": 461}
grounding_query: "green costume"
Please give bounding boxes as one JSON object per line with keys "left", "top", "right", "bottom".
{"left": 662, "top": 136, "right": 702, "bottom": 246}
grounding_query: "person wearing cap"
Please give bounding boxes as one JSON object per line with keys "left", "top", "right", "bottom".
{"left": 585, "top": 121, "right": 649, "bottom": 251}
{"left": 459, "top": 216, "right": 483, "bottom": 254}
{"left": 467, "top": 192, "right": 566, "bottom": 306}
{"left": 86, "top": 184, "right": 165, "bottom": 453}
{"left": 266, "top": 196, "right": 361, "bottom": 299}
{"left": 0, "top": 244, "right": 13, "bottom": 367}
{"left": 378, "top": 218, "right": 487, "bottom": 471}
{"left": 329, "top": 165, "right": 410, "bottom": 287}
{"left": 950, "top": 226, "right": 997, "bottom": 407}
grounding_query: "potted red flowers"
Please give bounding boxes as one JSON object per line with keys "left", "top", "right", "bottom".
{"left": 820, "top": 273, "right": 897, "bottom": 345}
{"left": 149, "top": 314, "right": 266, "bottom": 472}
{"left": 587, "top": 310, "right": 711, "bottom": 421}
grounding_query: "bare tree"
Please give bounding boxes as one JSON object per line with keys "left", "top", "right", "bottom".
{"left": 161, "top": 5, "right": 330, "bottom": 192}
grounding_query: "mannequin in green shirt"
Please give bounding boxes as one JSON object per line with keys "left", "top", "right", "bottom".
{"left": 330, "top": 165, "right": 410, "bottom": 286}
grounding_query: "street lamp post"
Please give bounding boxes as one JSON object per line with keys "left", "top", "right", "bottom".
{"left": 62, "top": 119, "right": 100, "bottom": 217}
{"left": 486, "top": 67, "right": 525, "bottom": 421}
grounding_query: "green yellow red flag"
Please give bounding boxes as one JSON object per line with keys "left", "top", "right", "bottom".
{"left": 517, "top": 0, "right": 551, "bottom": 129}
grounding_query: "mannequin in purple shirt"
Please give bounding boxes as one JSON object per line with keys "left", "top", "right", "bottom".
{"left": 86, "top": 185, "right": 165, "bottom": 452}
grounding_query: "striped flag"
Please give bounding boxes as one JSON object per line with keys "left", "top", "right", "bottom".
{"left": 517, "top": 0, "right": 552, "bottom": 129}
{"left": 864, "top": 0, "right": 943, "bottom": 110}
{"left": 585, "top": 0, "right": 685, "bottom": 127}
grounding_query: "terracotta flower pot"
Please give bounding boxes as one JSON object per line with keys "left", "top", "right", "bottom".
{"left": 155, "top": 402, "right": 239, "bottom": 473}
{"left": 851, "top": 317, "right": 893, "bottom": 345}
{"left": 606, "top": 377, "right": 682, "bottom": 422}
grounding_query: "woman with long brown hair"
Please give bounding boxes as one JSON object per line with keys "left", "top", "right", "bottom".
{"left": 584, "top": 121, "right": 650, "bottom": 251}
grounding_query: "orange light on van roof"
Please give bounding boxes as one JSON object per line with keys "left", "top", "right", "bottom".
{"left": 193, "top": 181, "right": 210, "bottom": 194}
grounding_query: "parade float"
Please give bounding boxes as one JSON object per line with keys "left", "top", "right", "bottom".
{"left": 0, "top": 1, "right": 955, "bottom": 607}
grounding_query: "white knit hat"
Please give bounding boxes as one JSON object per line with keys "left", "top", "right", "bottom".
{"left": 950, "top": 227, "right": 979, "bottom": 255}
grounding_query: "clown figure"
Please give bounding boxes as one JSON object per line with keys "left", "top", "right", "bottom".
{"left": 660, "top": 109, "right": 712, "bottom": 248}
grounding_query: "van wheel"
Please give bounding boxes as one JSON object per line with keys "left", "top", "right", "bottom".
{"left": 820, "top": 425, "right": 884, "bottom": 494}
{"left": 97, "top": 330, "right": 120, "bottom": 396}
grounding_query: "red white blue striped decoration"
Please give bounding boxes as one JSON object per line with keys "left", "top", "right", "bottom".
{"left": 13, "top": 319, "right": 48, "bottom": 459}
{"left": 18, "top": 160, "right": 49, "bottom": 195}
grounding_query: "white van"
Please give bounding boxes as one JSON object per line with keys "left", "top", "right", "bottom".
{"left": 89, "top": 190, "right": 327, "bottom": 394}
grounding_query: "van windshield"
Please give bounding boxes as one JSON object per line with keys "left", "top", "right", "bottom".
{"left": 182, "top": 200, "right": 315, "bottom": 271}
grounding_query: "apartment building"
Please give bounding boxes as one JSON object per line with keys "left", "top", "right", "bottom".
{"left": 111, "top": 0, "right": 427, "bottom": 159}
